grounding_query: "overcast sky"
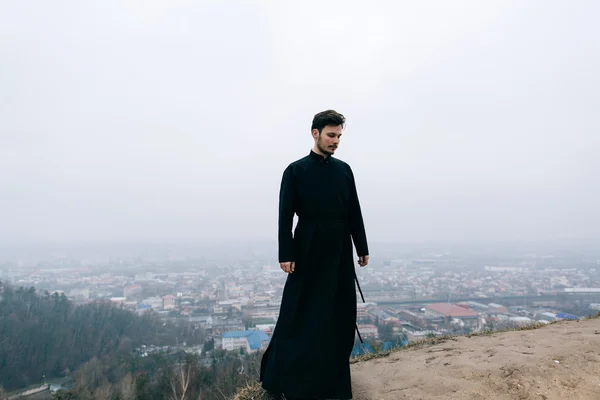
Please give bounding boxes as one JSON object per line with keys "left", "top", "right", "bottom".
{"left": 1, "top": 0, "right": 598, "bottom": 246}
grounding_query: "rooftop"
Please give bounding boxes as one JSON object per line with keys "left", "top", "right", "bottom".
{"left": 426, "top": 303, "right": 479, "bottom": 318}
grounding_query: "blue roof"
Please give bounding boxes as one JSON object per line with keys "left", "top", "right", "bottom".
{"left": 556, "top": 312, "right": 579, "bottom": 320}
{"left": 382, "top": 340, "right": 408, "bottom": 351}
{"left": 351, "top": 343, "right": 375, "bottom": 357}
{"left": 247, "top": 331, "right": 270, "bottom": 350}
{"left": 223, "top": 330, "right": 270, "bottom": 350}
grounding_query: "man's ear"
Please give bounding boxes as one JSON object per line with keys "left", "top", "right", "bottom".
{"left": 311, "top": 129, "right": 320, "bottom": 140}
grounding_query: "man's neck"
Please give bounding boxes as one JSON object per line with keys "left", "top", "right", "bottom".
{"left": 312, "top": 146, "right": 331, "bottom": 157}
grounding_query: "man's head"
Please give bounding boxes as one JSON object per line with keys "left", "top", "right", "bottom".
{"left": 311, "top": 109, "right": 345, "bottom": 157}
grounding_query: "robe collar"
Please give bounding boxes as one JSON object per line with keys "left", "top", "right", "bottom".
{"left": 309, "top": 149, "right": 332, "bottom": 163}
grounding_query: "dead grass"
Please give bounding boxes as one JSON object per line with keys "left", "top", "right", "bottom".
{"left": 231, "top": 312, "right": 600, "bottom": 400}
{"left": 231, "top": 381, "right": 271, "bottom": 400}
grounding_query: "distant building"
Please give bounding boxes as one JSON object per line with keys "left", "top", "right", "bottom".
{"left": 425, "top": 303, "right": 479, "bottom": 318}
{"left": 137, "top": 303, "right": 152, "bottom": 315}
{"left": 163, "top": 295, "right": 176, "bottom": 310}
{"left": 368, "top": 307, "right": 396, "bottom": 323}
{"left": 463, "top": 301, "right": 490, "bottom": 313}
{"left": 356, "top": 324, "right": 378, "bottom": 339}
{"left": 213, "top": 300, "right": 242, "bottom": 313}
{"left": 564, "top": 288, "right": 600, "bottom": 293}
{"left": 141, "top": 296, "right": 163, "bottom": 309}
{"left": 357, "top": 303, "right": 368, "bottom": 320}
{"left": 69, "top": 288, "right": 90, "bottom": 300}
{"left": 110, "top": 297, "right": 126, "bottom": 304}
{"left": 424, "top": 303, "right": 481, "bottom": 330}
{"left": 487, "top": 303, "right": 508, "bottom": 314}
{"left": 221, "top": 330, "right": 270, "bottom": 353}
{"left": 398, "top": 310, "right": 427, "bottom": 329}
{"left": 406, "top": 330, "right": 442, "bottom": 342}
{"left": 484, "top": 266, "right": 525, "bottom": 272}
{"left": 210, "top": 317, "right": 245, "bottom": 335}
{"left": 508, "top": 316, "right": 532, "bottom": 326}
{"left": 255, "top": 323, "right": 275, "bottom": 335}
{"left": 124, "top": 284, "right": 142, "bottom": 298}
{"left": 555, "top": 312, "right": 579, "bottom": 320}
{"left": 535, "top": 312, "right": 557, "bottom": 322}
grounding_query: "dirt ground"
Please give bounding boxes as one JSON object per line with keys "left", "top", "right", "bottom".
{"left": 351, "top": 318, "right": 600, "bottom": 400}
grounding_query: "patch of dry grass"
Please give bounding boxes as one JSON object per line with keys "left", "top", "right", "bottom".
{"left": 231, "top": 381, "right": 270, "bottom": 400}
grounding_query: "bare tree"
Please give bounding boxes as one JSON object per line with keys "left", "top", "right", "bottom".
{"left": 0, "top": 385, "right": 7, "bottom": 400}
{"left": 74, "top": 357, "right": 103, "bottom": 391}
{"left": 93, "top": 382, "right": 113, "bottom": 400}
{"left": 169, "top": 363, "right": 193, "bottom": 400}
{"left": 119, "top": 373, "right": 137, "bottom": 400}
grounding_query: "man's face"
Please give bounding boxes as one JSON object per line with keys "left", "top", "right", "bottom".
{"left": 313, "top": 124, "right": 342, "bottom": 156}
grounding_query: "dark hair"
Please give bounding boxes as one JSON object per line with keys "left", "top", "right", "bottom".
{"left": 311, "top": 110, "right": 346, "bottom": 133}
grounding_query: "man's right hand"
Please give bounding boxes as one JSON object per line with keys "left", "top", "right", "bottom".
{"left": 280, "top": 261, "right": 295, "bottom": 273}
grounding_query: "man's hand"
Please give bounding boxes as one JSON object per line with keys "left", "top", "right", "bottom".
{"left": 358, "top": 255, "right": 369, "bottom": 267}
{"left": 280, "top": 261, "right": 295, "bottom": 273}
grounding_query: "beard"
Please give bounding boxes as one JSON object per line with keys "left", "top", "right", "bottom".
{"left": 317, "top": 136, "right": 335, "bottom": 155}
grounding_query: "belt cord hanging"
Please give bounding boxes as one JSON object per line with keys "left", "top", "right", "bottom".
{"left": 354, "top": 268, "right": 365, "bottom": 343}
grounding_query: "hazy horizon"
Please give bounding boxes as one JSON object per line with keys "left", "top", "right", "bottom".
{"left": 1, "top": 0, "right": 598, "bottom": 245}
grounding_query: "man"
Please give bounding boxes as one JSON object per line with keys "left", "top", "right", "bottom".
{"left": 260, "top": 110, "right": 369, "bottom": 400}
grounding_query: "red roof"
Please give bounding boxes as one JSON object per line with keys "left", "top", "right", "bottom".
{"left": 426, "top": 303, "right": 479, "bottom": 317}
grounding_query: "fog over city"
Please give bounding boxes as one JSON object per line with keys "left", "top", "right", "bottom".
{"left": 1, "top": 0, "right": 599, "bottom": 248}
{"left": 3, "top": 4, "right": 600, "bottom": 399}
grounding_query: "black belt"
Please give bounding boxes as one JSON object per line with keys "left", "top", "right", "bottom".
{"left": 354, "top": 269, "right": 365, "bottom": 343}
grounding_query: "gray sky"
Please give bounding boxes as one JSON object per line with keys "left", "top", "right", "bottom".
{"left": 1, "top": 0, "right": 598, "bottom": 245}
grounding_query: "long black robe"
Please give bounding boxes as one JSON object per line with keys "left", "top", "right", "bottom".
{"left": 260, "top": 150, "right": 369, "bottom": 399}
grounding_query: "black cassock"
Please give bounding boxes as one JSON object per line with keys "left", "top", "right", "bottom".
{"left": 260, "top": 150, "right": 369, "bottom": 399}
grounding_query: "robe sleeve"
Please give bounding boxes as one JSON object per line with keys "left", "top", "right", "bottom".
{"left": 278, "top": 164, "right": 296, "bottom": 262}
{"left": 348, "top": 166, "right": 369, "bottom": 257}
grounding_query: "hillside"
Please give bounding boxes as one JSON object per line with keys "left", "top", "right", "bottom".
{"left": 234, "top": 316, "right": 600, "bottom": 400}
{"left": 0, "top": 281, "right": 204, "bottom": 392}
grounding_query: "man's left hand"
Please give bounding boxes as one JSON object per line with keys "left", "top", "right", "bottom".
{"left": 358, "top": 255, "right": 369, "bottom": 267}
